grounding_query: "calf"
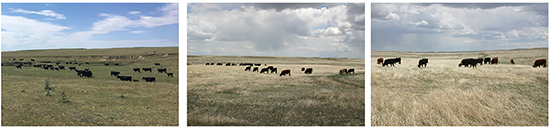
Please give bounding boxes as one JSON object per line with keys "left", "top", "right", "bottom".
{"left": 533, "top": 58, "right": 547, "bottom": 68}
{"left": 167, "top": 73, "right": 174, "bottom": 77}
{"left": 301, "top": 67, "right": 305, "bottom": 71}
{"left": 304, "top": 68, "right": 313, "bottom": 74}
{"left": 280, "top": 69, "right": 291, "bottom": 76}
{"left": 510, "top": 59, "right": 515, "bottom": 64}
{"left": 111, "top": 71, "right": 121, "bottom": 76}
{"left": 418, "top": 58, "right": 428, "bottom": 68}
{"left": 377, "top": 58, "right": 384, "bottom": 64}
{"left": 260, "top": 68, "right": 269, "bottom": 73}
{"left": 142, "top": 77, "right": 156, "bottom": 82}
{"left": 157, "top": 68, "right": 167, "bottom": 73}
{"left": 339, "top": 69, "right": 348, "bottom": 75}
{"left": 133, "top": 68, "right": 141, "bottom": 73}
{"left": 117, "top": 76, "right": 132, "bottom": 81}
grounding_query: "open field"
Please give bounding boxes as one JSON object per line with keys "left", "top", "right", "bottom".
{"left": 371, "top": 48, "right": 548, "bottom": 126}
{"left": 2, "top": 47, "right": 178, "bottom": 126}
{"left": 187, "top": 55, "right": 365, "bottom": 126}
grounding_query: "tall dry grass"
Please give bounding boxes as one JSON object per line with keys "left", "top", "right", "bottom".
{"left": 371, "top": 48, "right": 548, "bottom": 126}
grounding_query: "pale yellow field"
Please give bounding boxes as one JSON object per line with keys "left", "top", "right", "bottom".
{"left": 187, "top": 55, "right": 365, "bottom": 126}
{"left": 371, "top": 48, "right": 548, "bottom": 126}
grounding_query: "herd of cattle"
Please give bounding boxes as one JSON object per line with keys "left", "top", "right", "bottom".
{"left": 377, "top": 57, "right": 547, "bottom": 68}
{"left": 6, "top": 59, "right": 174, "bottom": 82}
{"left": 200, "top": 62, "right": 357, "bottom": 76}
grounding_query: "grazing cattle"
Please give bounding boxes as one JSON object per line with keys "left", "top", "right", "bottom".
{"left": 206, "top": 63, "right": 210, "bottom": 66}
{"left": 301, "top": 67, "right": 305, "bottom": 71}
{"left": 382, "top": 58, "right": 401, "bottom": 67}
{"left": 154, "top": 63, "right": 160, "bottom": 66}
{"left": 240, "top": 63, "right": 254, "bottom": 66}
{"left": 339, "top": 69, "right": 348, "bottom": 75}
{"left": 68, "top": 67, "right": 76, "bottom": 70}
{"left": 167, "top": 73, "right": 174, "bottom": 77}
{"left": 85, "top": 62, "right": 90, "bottom": 64}
{"left": 210, "top": 63, "right": 214, "bottom": 65}
{"left": 115, "top": 64, "right": 119, "bottom": 66}
{"left": 304, "top": 68, "right": 313, "bottom": 74}
{"left": 267, "top": 66, "right": 274, "bottom": 70}
{"left": 260, "top": 68, "right": 269, "bottom": 73}
{"left": 30, "top": 59, "right": 35, "bottom": 61}
{"left": 65, "top": 62, "right": 70, "bottom": 64}
{"left": 117, "top": 76, "right": 132, "bottom": 81}
{"left": 142, "top": 77, "right": 156, "bottom": 82}
{"left": 58, "top": 66, "right": 65, "bottom": 70}
{"left": 510, "top": 59, "right": 515, "bottom": 64}
{"left": 111, "top": 71, "right": 121, "bottom": 76}
{"left": 76, "top": 70, "right": 93, "bottom": 77}
{"left": 475, "top": 58, "right": 483, "bottom": 65}
{"left": 217, "top": 63, "right": 223, "bottom": 66}
{"left": 253, "top": 67, "right": 259, "bottom": 72}
{"left": 271, "top": 68, "right": 278, "bottom": 73}
{"left": 418, "top": 59, "right": 428, "bottom": 68}
{"left": 15, "top": 65, "right": 22, "bottom": 69}
{"left": 280, "top": 69, "right": 291, "bottom": 76}
{"left": 226, "top": 63, "right": 231, "bottom": 66}
{"left": 133, "top": 68, "right": 141, "bottom": 73}
{"left": 54, "top": 68, "right": 59, "bottom": 71}
{"left": 533, "top": 59, "right": 547, "bottom": 68}
{"left": 142, "top": 68, "right": 152, "bottom": 72}
{"left": 49, "top": 67, "right": 55, "bottom": 70}
{"left": 491, "top": 57, "right": 498, "bottom": 64}
{"left": 43, "top": 67, "right": 49, "bottom": 70}
{"left": 23, "top": 62, "right": 32, "bottom": 65}
{"left": 459, "top": 58, "right": 478, "bottom": 68}
{"left": 34, "top": 65, "right": 41, "bottom": 68}
{"left": 377, "top": 58, "right": 384, "bottom": 64}
{"left": 245, "top": 66, "right": 251, "bottom": 71}
{"left": 56, "top": 62, "right": 60, "bottom": 65}
{"left": 232, "top": 63, "right": 237, "bottom": 66}
{"left": 484, "top": 57, "right": 491, "bottom": 64}
{"left": 347, "top": 69, "right": 355, "bottom": 74}
{"left": 254, "top": 63, "right": 261, "bottom": 66}
{"left": 157, "top": 68, "right": 167, "bottom": 73}
{"left": 104, "top": 63, "right": 109, "bottom": 66}
{"left": 133, "top": 79, "right": 139, "bottom": 82}
{"left": 19, "top": 59, "right": 24, "bottom": 61}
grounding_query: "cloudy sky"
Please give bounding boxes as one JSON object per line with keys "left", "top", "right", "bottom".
{"left": 1, "top": 3, "right": 178, "bottom": 51}
{"left": 187, "top": 3, "right": 365, "bottom": 58}
{"left": 372, "top": 3, "right": 548, "bottom": 52}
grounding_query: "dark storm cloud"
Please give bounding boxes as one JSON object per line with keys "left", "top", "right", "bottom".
{"left": 245, "top": 3, "right": 341, "bottom": 12}
{"left": 347, "top": 3, "right": 365, "bottom": 31}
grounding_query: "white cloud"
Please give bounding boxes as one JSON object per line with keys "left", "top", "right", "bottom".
{"left": 10, "top": 9, "right": 66, "bottom": 20}
{"left": 1, "top": 15, "right": 70, "bottom": 49}
{"left": 128, "top": 11, "right": 141, "bottom": 15}
{"left": 129, "top": 31, "right": 145, "bottom": 34}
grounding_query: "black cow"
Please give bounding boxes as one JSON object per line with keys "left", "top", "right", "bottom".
{"left": 475, "top": 58, "right": 483, "bottom": 65}
{"left": 241, "top": 63, "right": 254, "bottom": 66}
{"left": 54, "top": 68, "right": 60, "bottom": 71}
{"left": 154, "top": 63, "right": 160, "bottom": 66}
{"left": 245, "top": 66, "right": 251, "bottom": 71}
{"left": 49, "top": 67, "right": 55, "bottom": 70}
{"left": 459, "top": 58, "right": 478, "bottom": 68}
{"left": 217, "top": 63, "right": 223, "bottom": 66}
{"left": 254, "top": 63, "right": 261, "bottom": 66}
{"left": 271, "top": 68, "right": 277, "bottom": 73}
{"left": 85, "top": 62, "right": 90, "bottom": 64}
{"left": 117, "top": 76, "right": 132, "bottom": 81}
{"left": 304, "top": 68, "right": 313, "bottom": 74}
{"left": 280, "top": 69, "right": 291, "bottom": 76}
{"left": 267, "top": 66, "right": 274, "bottom": 71}
{"left": 142, "top": 68, "right": 152, "bottom": 72}
{"left": 226, "top": 63, "right": 231, "bottom": 66}
{"left": 56, "top": 62, "right": 60, "bottom": 65}
{"left": 157, "top": 68, "right": 167, "bottom": 73}
{"left": 65, "top": 62, "right": 69, "bottom": 64}
{"left": 58, "top": 66, "right": 65, "bottom": 70}
{"left": 301, "top": 67, "right": 305, "bottom": 71}
{"left": 76, "top": 70, "right": 93, "bottom": 77}
{"left": 206, "top": 63, "right": 210, "bottom": 66}
{"left": 111, "top": 71, "right": 120, "bottom": 76}
{"left": 382, "top": 58, "right": 401, "bottom": 67}
{"left": 133, "top": 68, "right": 141, "bottom": 73}
{"left": 484, "top": 57, "right": 491, "bottom": 64}
{"left": 115, "top": 64, "right": 119, "bottom": 66}
{"left": 68, "top": 67, "right": 76, "bottom": 70}
{"left": 418, "top": 58, "right": 428, "bottom": 68}
{"left": 15, "top": 65, "right": 22, "bottom": 69}
{"left": 167, "top": 73, "right": 174, "bottom": 77}
{"left": 19, "top": 59, "right": 24, "bottom": 61}
{"left": 210, "top": 63, "right": 214, "bottom": 65}
{"left": 30, "top": 59, "right": 35, "bottom": 61}
{"left": 34, "top": 65, "right": 41, "bottom": 68}
{"left": 347, "top": 69, "right": 355, "bottom": 74}
{"left": 253, "top": 67, "right": 259, "bottom": 72}
{"left": 104, "top": 63, "right": 109, "bottom": 66}
{"left": 260, "top": 68, "right": 269, "bottom": 73}
{"left": 142, "top": 77, "right": 156, "bottom": 82}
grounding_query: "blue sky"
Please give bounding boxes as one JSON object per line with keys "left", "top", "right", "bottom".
{"left": 372, "top": 3, "right": 548, "bottom": 52}
{"left": 2, "top": 3, "right": 178, "bottom": 51}
{"left": 187, "top": 3, "right": 365, "bottom": 59}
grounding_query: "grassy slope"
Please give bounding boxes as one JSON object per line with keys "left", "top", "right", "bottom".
{"left": 187, "top": 55, "right": 365, "bottom": 126}
{"left": 371, "top": 48, "right": 548, "bottom": 126}
{"left": 1, "top": 47, "right": 178, "bottom": 126}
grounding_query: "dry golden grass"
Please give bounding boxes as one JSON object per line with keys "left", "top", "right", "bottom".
{"left": 371, "top": 48, "right": 548, "bottom": 126}
{"left": 187, "top": 55, "right": 365, "bottom": 126}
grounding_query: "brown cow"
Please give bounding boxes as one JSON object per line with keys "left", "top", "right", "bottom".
{"left": 533, "top": 59, "right": 547, "bottom": 68}
{"left": 510, "top": 59, "right": 515, "bottom": 64}
{"left": 491, "top": 57, "right": 498, "bottom": 64}
{"left": 339, "top": 69, "right": 348, "bottom": 75}
{"left": 377, "top": 58, "right": 383, "bottom": 64}
{"left": 280, "top": 69, "right": 291, "bottom": 76}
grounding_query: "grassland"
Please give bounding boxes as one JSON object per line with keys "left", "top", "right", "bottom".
{"left": 187, "top": 55, "right": 365, "bottom": 126}
{"left": 371, "top": 48, "right": 548, "bottom": 126}
{"left": 1, "top": 47, "right": 178, "bottom": 126}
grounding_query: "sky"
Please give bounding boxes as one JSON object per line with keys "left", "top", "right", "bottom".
{"left": 1, "top": 3, "right": 178, "bottom": 51}
{"left": 372, "top": 3, "right": 548, "bottom": 52}
{"left": 187, "top": 3, "right": 365, "bottom": 59}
